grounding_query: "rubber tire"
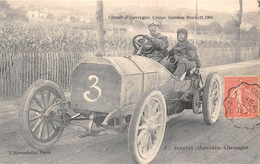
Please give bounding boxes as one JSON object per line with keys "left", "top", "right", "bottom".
{"left": 19, "top": 79, "right": 65, "bottom": 150}
{"left": 202, "top": 72, "right": 221, "bottom": 125}
{"left": 128, "top": 90, "right": 167, "bottom": 164}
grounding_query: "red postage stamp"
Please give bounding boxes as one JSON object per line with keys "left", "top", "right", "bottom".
{"left": 224, "top": 76, "right": 259, "bottom": 118}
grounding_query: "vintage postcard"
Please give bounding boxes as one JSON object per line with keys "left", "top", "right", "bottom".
{"left": 0, "top": 0, "right": 259, "bottom": 163}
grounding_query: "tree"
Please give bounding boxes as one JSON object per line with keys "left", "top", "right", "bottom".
{"left": 207, "top": 22, "right": 223, "bottom": 34}
{"left": 196, "top": 24, "right": 207, "bottom": 34}
{"left": 248, "top": 26, "right": 258, "bottom": 40}
{"left": 70, "top": 16, "right": 80, "bottom": 23}
{"left": 223, "top": 20, "right": 236, "bottom": 34}
{"left": 0, "top": 1, "right": 28, "bottom": 21}
{"left": 47, "top": 13, "right": 55, "bottom": 20}
{"left": 184, "top": 22, "right": 195, "bottom": 32}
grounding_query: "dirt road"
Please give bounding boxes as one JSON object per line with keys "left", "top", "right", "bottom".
{"left": 1, "top": 59, "right": 260, "bottom": 164}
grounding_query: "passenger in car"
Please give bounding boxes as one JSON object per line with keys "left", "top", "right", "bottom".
{"left": 161, "top": 28, "right": 201, "bottom": 79}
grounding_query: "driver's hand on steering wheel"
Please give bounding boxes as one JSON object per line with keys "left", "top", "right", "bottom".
{"left": 149, "top": 38, "right": 159, "bottom": 49}
{"left": 150, "top": 37, "right": 159, "bottom": 45}
{"left": 145, "top": 35, "right": 151, "bottom": 39}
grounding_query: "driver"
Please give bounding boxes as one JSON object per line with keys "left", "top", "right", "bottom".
{"left": 134, "top": 22, "right": 169, "bottom": 63}
{"left": 162, "top": 28, "right": 201, "bottom": 79}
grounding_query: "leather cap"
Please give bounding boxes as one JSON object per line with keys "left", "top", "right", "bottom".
{"left": 148, "top": 22, "right": 159, "bottom": 27}
{"left": 177, "top": 28, "right": 188, "bottom": 35}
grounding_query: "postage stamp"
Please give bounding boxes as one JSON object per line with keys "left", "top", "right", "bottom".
{"left": 224, "top": 76, "right": 259, "bottom": 118}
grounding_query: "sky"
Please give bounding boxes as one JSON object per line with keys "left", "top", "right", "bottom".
{"left": 9, "top": 0, "right": 260, "bottom": 14}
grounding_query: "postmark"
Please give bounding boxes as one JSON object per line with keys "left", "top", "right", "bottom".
{"left": 224, "top": 76, "right": 259, "bottom": 118}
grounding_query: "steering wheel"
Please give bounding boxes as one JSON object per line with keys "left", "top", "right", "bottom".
{"left": 132, "top": 34, "right": 155, "bottom": 55}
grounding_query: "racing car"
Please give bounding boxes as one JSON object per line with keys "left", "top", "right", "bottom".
{"left": 20, "top": 34, "right": 221, "bottom": 164}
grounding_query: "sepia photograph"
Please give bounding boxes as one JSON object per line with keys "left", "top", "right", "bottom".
{"left": 0, "top": 0, "right": 259, "bottom": 163}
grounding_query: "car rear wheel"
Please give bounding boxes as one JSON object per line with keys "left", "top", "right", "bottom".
{"left": 203, "top": 72, "right": 221, "bottom": 125}
{"left": 128, "top": 90, "right": 167, "bottom": 164}
{"left": 20, "top": 79, "right": 65, "bottom": 150}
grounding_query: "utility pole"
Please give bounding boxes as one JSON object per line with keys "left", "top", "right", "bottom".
{"left": 195, "top": 0, "right": 198, "bottom": 46}
{"left": 237, "top": 0, "right": 243, "bottom": 42}
{"left": 235, "top": 0, "right": 243, "bottom": 62}
{"left": 96, "top": 0, "right": 105, "bottom": 56}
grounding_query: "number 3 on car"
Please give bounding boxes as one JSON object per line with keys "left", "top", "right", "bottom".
{"left": 83, "top": 75, "right": 102, "bottom": 102}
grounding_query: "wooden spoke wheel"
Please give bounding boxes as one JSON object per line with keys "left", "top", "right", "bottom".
{"left": 129, "top": 90, "right": 167, "bottom": 164}
{"left": 203, "top": 73, "right": 222, "bottom": 125}
{"left": 20, "top": 80, "right": 65, "bottom": 150}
